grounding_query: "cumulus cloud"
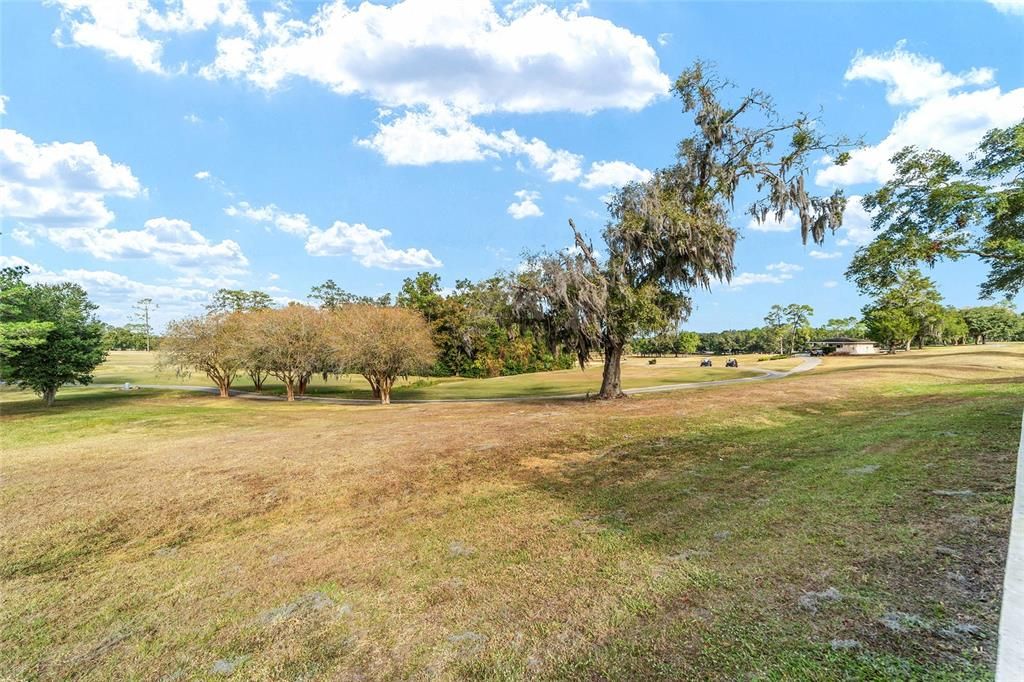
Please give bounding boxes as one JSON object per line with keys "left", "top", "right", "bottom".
{"left": 0, "top": 95, "right": 8, "bottom": 114}
{"left": 808, "top": 249, "right": 843, "bottom": 260}
{"left": 657, "top": 32, "right": 672, "bottom": 46}
{"left": 579, "top": 160, "right": 652, "bottom": 189}
{"left": 836, "top": 196, "right": 874, "bottom": 246}
{"left": 507, "top": 189, "right": 543, "bottom": 219}
{"left": 52, "top": 1, "right": 668, "bottom": 115}
{"left": 0, "top": 255, "right": 210, "bottom": 328}
{"left": 0, "top": 128, "right": 142, "bottom": 230}
{"left": 987, "top": 0, "right": 1024, "bottom": 16}
{"left": 10, "top": 227, "right": 35, "bottom": 246}
{"left": 226, "top": 200, "right": 440, "bottom": 269}
{"left": 198, "top": 0, "right": 669, "bottom": 115}
{"left": 305, "top": 222, "right": 442, "bottom": 269}
{"left": 184, "top": 113, "right": 202, "bottom": 124}
{"left": 40, "top": 217, "right": 249, "bottom": 276}
{"left": 194, "top": 170, "right": 211, "bottom": 180}
{"left": 51, "top": 0, "right": 259, "bottom": 75}
{"left": 356, "top": 104, "right": 583, "bottom": 181}
{"left": 817, "top": 43, "right": 1024, "bottom": 186}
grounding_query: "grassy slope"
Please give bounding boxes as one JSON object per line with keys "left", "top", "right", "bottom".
{"left": 89, "top": 351, "right": 773, "bottom": 400}
{"left": 1, "top": 344, "right": 1021, "bottom": 680}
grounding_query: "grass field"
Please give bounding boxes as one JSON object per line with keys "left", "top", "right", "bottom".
{"left": 1, "top": 344, "right": 1022, "bottom": 679}
{"left": 88, "top": 351, "right": 782, "bottom": 400}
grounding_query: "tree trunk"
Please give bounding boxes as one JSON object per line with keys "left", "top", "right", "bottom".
{"left": 285, "top": 381, "right": 296, "bottom": 402}
{"left": 380, "top": 383, "right": 391, "bottom": 405}
{"left": 917, "top": 335, "right": 924, "bottom": 350}
{"left": 297, "top": 373, "right": 310, "bottom": 396}
{"left": 42, "top": 386, "right": 57, "bottom": 407}
{"left": 249, "top": 369, "right": 266, "bottom": 392}
{"left": 218, "top": 382, "right": 230, "bottom": 398}
{"left": 598, "top": 341, "right": 626, "bottom": 399}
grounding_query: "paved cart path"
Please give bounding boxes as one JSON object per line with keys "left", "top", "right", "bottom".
{"left": 91, "top": 357, "right": 822, "bottom": 405}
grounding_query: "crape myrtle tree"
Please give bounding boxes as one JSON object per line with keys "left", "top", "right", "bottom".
{"left": 0, "top": 267, "right": 106, "bottom": 406}
{"left": 512, "top": 62, "right": 850, "bottom": 398}
{"left": 255, "top": 304, "right": 334, "bottom": 401}
{"left": 160, "top": 312, "right": 247, "bottom": 398}
{"left": 847, "top": 120, "right": 1024, "bottom": 299}
{"left": 333, "top": 305, "right": 437, "bottom": 404}
{"left": 205, "top": 288, "right": 275, "bottom": 390}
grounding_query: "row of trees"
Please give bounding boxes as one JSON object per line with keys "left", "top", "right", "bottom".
{"left": 161, "top": 304, "right": 436, "bottom": 404}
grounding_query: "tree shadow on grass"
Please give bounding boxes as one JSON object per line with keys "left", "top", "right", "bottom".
{"left": 0, "top": 387, "right": 210, "bottom": 417}
{"left": 490, "top": 384, "right": 1018, "bottom": 678}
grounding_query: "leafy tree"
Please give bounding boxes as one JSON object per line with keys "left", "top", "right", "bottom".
{"left": 0, "top": 272, "right": 106, "bottom": 406}
{"left": 867, "top": 270, "right": 943, "bottom": 350}
{"left": 160, "top": 313, "right": 247, "bottom": 398}
{"left": 763, "top": 305, "right": 786, "bottom": 354}
{"left": 820, "top": 316, "right": 867, "bottom": 339}
{"left": 309, "top": 280, "right": 391, "bottom": 308}
{"left": 253, "top": 304, "right": 334, "bottom": 401}
{"left": 941, "top": 308, "right": 969, "bottom": 345}
{"left": 961, "top": 304, "right": 1021, "bottom": 344}
{"left": 847, "top": 120, "right": 1024, "bottom": 298}
{"left": 397, "top": 272, "right": 445, "bottom": 321}
{"left": 784, "top": 303, "right": 814, "bottom": 352}
{"left": 865, "top": 308, "right": 916, "bottom": 354}
{"left": 206, "top": 288, "right": 274, "bottom": 313}
{"left": 101, "top": 323, "right": 149, "bottom": 351}
{"left": 333, "top": 305, "right": 437, "bottom": 404}
{"left": 514, "top": 62, "right": 850, "bottom": 398}
{"left": 0, "top": 266, "right": 53, "bottom": 358}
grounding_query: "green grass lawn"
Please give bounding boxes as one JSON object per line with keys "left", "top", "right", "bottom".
{"left": 89, "top": 350, "right": 768, "bottom": 400}
{"left": 2, "top": 345, "right": 1020, "bottom": 679}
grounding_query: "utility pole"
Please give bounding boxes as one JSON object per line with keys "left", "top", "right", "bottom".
{"left": 133, "top": 298, "right": 157, "bottom": 352}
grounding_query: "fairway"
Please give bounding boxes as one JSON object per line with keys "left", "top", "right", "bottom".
{"left": 90, "top": 351, "right": 781, "bottom": 400}
{"left": 2, "top": 344, "right": 1021, "bottom": 679}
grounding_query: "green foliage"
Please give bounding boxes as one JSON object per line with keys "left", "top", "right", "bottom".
{"left": 101, "top": 324, "right": 151, "bottom": 351}
{"left": 847, "top": 120, "right": 1024, "bottom": 298}
{"left": 960, "top": 304, "right": 1022, "bottom": 344}
{"left": 0, "top": 267, "right": 54, "bottom": 357}
{"left": 309, "top": 280, "right": 392, "bottom": 309}
{"left": 865, "top": 308, "right": 917, "bottom": 353}
{"left": 0, "top": 267, "right": 106, "bottom": 405}
{"left": 206, "top": 288, "right": 275, "bottom": 313}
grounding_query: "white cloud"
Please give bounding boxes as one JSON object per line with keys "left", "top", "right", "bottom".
{"left": 987, "top": 0, "right": 1024, "bottom": 16}
{"left": 579, "top": 160, "right": 652, "bottom": 189}
{"left": 10, "top": 227, "right": 35, "bottom": 246}
{"left": 0, "top": 95, "right": 8, "bottom": 115}
{"left": 808, "top": 249, "right": 843, "bottom": 260}
{"left": 40, "top": 217, "right": 249, "bottom": 276}
{"left": 823, "top": 280, "right": 839, "bottom": 288}
{"left": 766, "top": 261, "right": 803, "bottom": 273}
{"left": 0, "top": 255, "right": 210, "bottom": 328}
{"left": 0, "top": 128, "right": 141, "bottom": 229}
{"left": 224, "top": 201, "right": 312, "bottom": 237}
{"left": 507, "top": 189, "right": 543, "bottom": 219}
{"left": 747, "top": 210, "right": 799, "bottom": 233}
{"left": 51, "top": 0, "right": 259, "bottom": 75}
{"left": 356, "top": 104, "right": 583, "bottom": 181}
{"left": 184, "top": 113, "right": 202, "bottom": 124}
{"left": 836, "top": 195, "right": 874, "bottom": 246}
{"left": 844, "top": 41, "right": 993, "bottom": 106}
{"left": 194, "top": 170, "right": 211, "bottom": 180}
{"left": 728, "top": 271, "right": 793, "bottom": 290}
{"left": 198, "top": 0, "right": 669, "bottom": 116}
{"left": 268, "top": 272, "right": 280, "bottom": 281}
{"left": 817, "top": 44, "right": 1024, "bottom": 186}
{"left": 226, "top": 199, "right": 440, "bottom": 269}
{"left": 657, "top": 32, "right": 672, "bottom": 46}
{"left": 305, "top": 221, "right": 442, "bottom": 269}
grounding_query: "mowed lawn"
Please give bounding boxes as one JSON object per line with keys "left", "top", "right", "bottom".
{"left": 1, "top": 345, "right": 1022, "bottom": 680}
{"left": 90, "top": 351, "right": 777, "bottom": 400}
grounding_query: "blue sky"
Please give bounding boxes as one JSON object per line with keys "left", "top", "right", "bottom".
{"left": 2, "top": 0, "right": 1022, "bottom": 331}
